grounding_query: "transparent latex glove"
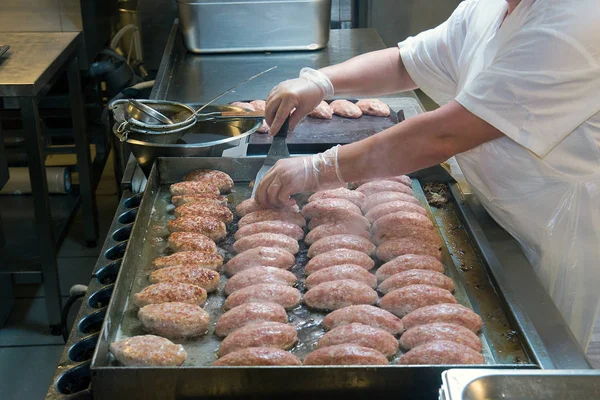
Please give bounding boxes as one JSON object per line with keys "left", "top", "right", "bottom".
{"left": 265, "top": 67, "right": 334, "bottom": 136}
{"left": 254, "top": 145, "right": 345, "bottom": 208}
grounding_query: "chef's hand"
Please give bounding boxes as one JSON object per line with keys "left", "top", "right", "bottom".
{"left": 266, "top": 68, "right": 334, "bottom": 136}
{"left": 255, "top": 146, "right": 345, "bottom": 208}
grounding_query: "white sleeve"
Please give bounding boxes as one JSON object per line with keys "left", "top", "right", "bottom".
{"left": 456, "top": 27, "right": 600, "bottom": 158}
{"left": 399, "top": 0, "right": 473, "bottom": 105}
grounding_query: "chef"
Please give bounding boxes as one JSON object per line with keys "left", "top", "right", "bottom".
{"left": 255, "top": 0, "right": 600, "bottom": 354}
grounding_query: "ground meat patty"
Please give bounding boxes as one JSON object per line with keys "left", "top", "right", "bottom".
{"left": 304, "top": 223, "right": 370, "bottom": 246}
{"left": 224, "top": 283, "right": 301, "bottom": 310}
{"left": 307, "top": 234, "right": 375, "bottom": 258}
{"left": 308, "top": 100, "right": 334, "bottom": 119}
{"left": 305, "top": 264, "right": 377, "bottom": 289}
{"left": 352, "top": 175, "right": 412, "bottom": 189}
{"left": 362, "top": 191, "right": 421, "bottom": 213}
{"left": 317, "top": 323, "right": 399, "bottom": 357}
{"left": 250, "top": 99, "right": 266, "bottom": 111}
{"left": 183, "top": 169, "right": 234, "bottom": 193}
{"left": 397, "top": 340, "right": 484, "bottom": 365}
{"left": 224, "top": 266, "right": 297, "bottom": 296}
{"left": 402, "top": 304, "right": 483, "bottom": 332}
{"left": 376, "top": 254, "right": 445, "bottom": 282}
{"left": 149, "top": 265, "right": 220, "bottom": 292}
{"left": 379, "top": 284, "right": 457, "bottom": 317}
{"left": 373, "top": 224, "right": 441, "bottom": 247}
{"left": 379, "top": 270, "right": 455, "bottom": 294}
{"left": 170, "top": 181, "right": 220, "bottom": 196}
{"left": 151, "top": 251, "right": 223, "bottom": 271}
{"left": 301, "top": 198, "right": 362, "bottom": 220}
{"left": 168, "top": 232, "right": 217, "bottom": 253}
{"left": 304, "top": 344, "right": 388, "bottom": 365}
{"left": 371, "top": 211, "right": 433, "bottom": 236}
{"left": 224, "top": 247, "right": 295, "bottom": 275}
{"left": 330, "top": 99, "right": 362, "bottom": 118}
{"left": 305, "top": 249, "right": 375, "bottom": 275}
{"left": 133, "top": 282, "right": 207, "bottom": 307}
{"left": 167, "top": 215, "right": 227, "bottom": 242}
{"left": 234, "top": 220, "right": 304, "bottom": 241}
{"left": 239, "top": 209, "right": 306, "bottom": 228}
{"left": 376, "top": 238, "right": 442, "bottom": 262}
{"left": 233, "top": 232, "right": 299, "bottom": 255}
{"left": 138, "top": 302, "right": 210, "bottom": 338}
{"left": 110, "top": 335, "right": 186, "bottom": 366}
{"left": 256, "top": 119, "right": 270, "bottom": 134}
{"left": 218, "top": 321, "right": 297, "bottom": 356}
{"left": 304, "top": 279, "right": 378, "bottom": 310}
{"left": 308, "top": 212, "right": 370, "bottom": 231}
{"left": 213, "top": 347, "right": 301, "bottom": 366}
{"left": 171, "top": 194, "right": 227, "bottom": 207}
{"left": 400, "top": 323, "right": 482, "bottom": 352}
{"left": 174, "top": 202, "right": 233, "bottom": 223}
{"left": 355, "top": 180, "right": 413, "bottom": 197}
{"left": 235, "top": 198, "right": 299, "bottom": 217}
{"left": 322, "top": 305, "right": 404, "bottom": 335}
{"left": 355, "top": 99, "right": 391, "bottom": 117}
{"left": 308, "top": 188, "right": 366, "bottom": 208}
{"left": 229, "top": 101, "right": 255, "bottom": 110}
{"left": 215, "top": 302, "right": 288, "bottom": 337}
{"left": 366, "top": 201, "right": 427, "bottom": 223}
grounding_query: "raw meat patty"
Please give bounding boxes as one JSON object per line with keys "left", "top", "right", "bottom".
{"left": 308, "top": 187, "right": 366, "bottom": 208}
{"left": 174, "top": 202, "right": 233, "bottom": 223}
{"left": 224, "top": 247, "right": 295, "bottom": 275}
{"left": 379, "top": 284, "right": 457, "bottom": 317}
{"left": 317, "top": 323, "right": 399, "bottom": 357}
{"left": 307, "top": 234, "right": 375, "bottom": 258}
{"left": 233, "top": 232, "right": 299, "bottom": 255}
{"left": 168, "top": 232, "right": 217, "bottom": 253}
{"left": 308, "top": 212, "right": 370, "bottom": 231}
{"left": 308, "top": 100, "right": 334, "bottom": 119}
{"left": 301, "top": 198, "right": 362, "bottom": 220}
{"left": 256, "top": 119, "right": 270, "bottom": 134}
{"left": 110, "top": 335, "right": 186, "bottom": 366}
{"left": 304, "top": 344, "right": 388, "bottom": 365}
{"left": 235, "top": 220, "right": 304, "bottom": 241}
{"left": 304, "top": 279, "right": 378, "bottom": 310}
{"left": 229, "top": 101, "right": 255, "bottom": 110}
{"left": 304, "top": 222, "right": 370, "bottom": 246}
{"left": 224, "top": 266, "right": 297, "bottom": 296}
{"left": 149, "top": 265, "right": 220, "bottom": 292}
{"left": 352, "top": 175, "right": 413, "bottom": 190}
{"left": 397, "top": 340, "right": 484, "bottom": 365}
{"left": 151, "top": 251, "right": 223, "bottom": 271}
{"left": 170, "top": 181, "right": 219, "bottom": 196}
{"left": 379, "top": 270, "right": 454, "bottom": 294}
{"left": 239, "top": 209, "right": 306, "bottom": 228}
{"left": 167, "top": 215, "right": 227, "bottom": 242}
{"left": 138, "top": 302, "right": 210, "bottom": 338}
{"left": 235, "top": 198, "right": 299, "bottom": 217}
{"left": 183, "top": 169, "right": 234, "bottom": 193}
{"left": 305, "top": 264, "right": 377, "bottom": 289}
{"left": 250, "top": 99, "right": 266, "bottom": 111}
{"left": 224, "top": 283, "right": 301, "bottom": 310}
{"left": 213, "top": 347, "right": 301, "bottom": 366}
{"left": 373, "top": 225, "right": 441, "bottom": 247}
{"left": 330, "top": 99, "right": 362, "bottom": 118}
{"left": 355, "top": 99, "right": 390, "bottom": 117}
{"left": 376, "top": 254, "right": 445, "bottom": 282}
{"left": 376, "top": 238, "right": 442, "bottom": 262}
{"left": 218, "top": 321, "right": 297, "bottom": 356}
{"left": 402, "top": 304, "right": 483, "bottom": 332}
{"left": 171, "top": 194, "right": 227, "bottom": 207}
{"left": 133, "top": 282, "right": 207, "bottom": 307}
{"left": 362, "top": 191, "right": 420, "bottom": 213}
{"left": 371, "top": 211, "right": 433, "bottom": 235}
{"left": 215, "top": 302, "right": 288, "bottom": 337}
{"left": 305, "top": 249, "right": 374, "bottom": 275}
{"left": 366, "top": 200, "right": 427, "bottom": 223}
{"left": 322, "top": 305, "right": 404, "bottom": 335}
{"left": 400, "top": 323, "right": 482, "bottom": 352}
{"left": 355, "top": 180, "right": 413, "bottom": 197}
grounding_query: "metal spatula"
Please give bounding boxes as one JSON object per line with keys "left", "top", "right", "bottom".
{"left": 251, "top": 117, "right": 290, "bottom": 198}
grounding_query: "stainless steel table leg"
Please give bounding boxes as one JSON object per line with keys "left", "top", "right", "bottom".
{"left": 68, "top": 56, "right": 98, "bottom": 247}
{"left": 19, "top": 96, "right": 63, "bottom": 334}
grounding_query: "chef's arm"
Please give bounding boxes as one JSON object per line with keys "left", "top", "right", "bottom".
{"left": 320, "top": 48, "right": 418, "bottom": 96}
{"left": 337, "top": 101, "right": 504, "bottom": 181}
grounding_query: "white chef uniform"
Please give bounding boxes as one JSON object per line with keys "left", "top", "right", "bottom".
{"left": 399, "top": 0, "right": 600, "bottom": 350}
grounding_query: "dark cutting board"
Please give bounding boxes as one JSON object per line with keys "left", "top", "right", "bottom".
{"left": 247, "top": 101, "right": 404, "bottom": 155}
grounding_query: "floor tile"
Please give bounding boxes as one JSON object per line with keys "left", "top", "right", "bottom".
{"left": 0, "top": 345, "right": 64, "bottom": 400}
{"left": 0, "top": 298, "right": 67, "bottom": 346}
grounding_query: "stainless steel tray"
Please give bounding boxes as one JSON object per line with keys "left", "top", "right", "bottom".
{"left": 91, "top": 157, "right": 538, "bottom": 400}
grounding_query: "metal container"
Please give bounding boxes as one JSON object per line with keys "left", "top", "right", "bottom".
{"left": 177, "top": 0, "right": 332, "bottom": 53}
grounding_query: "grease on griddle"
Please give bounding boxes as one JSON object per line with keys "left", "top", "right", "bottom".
{"left": 423, "top": 183, "right": 451, "bottom": 207}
